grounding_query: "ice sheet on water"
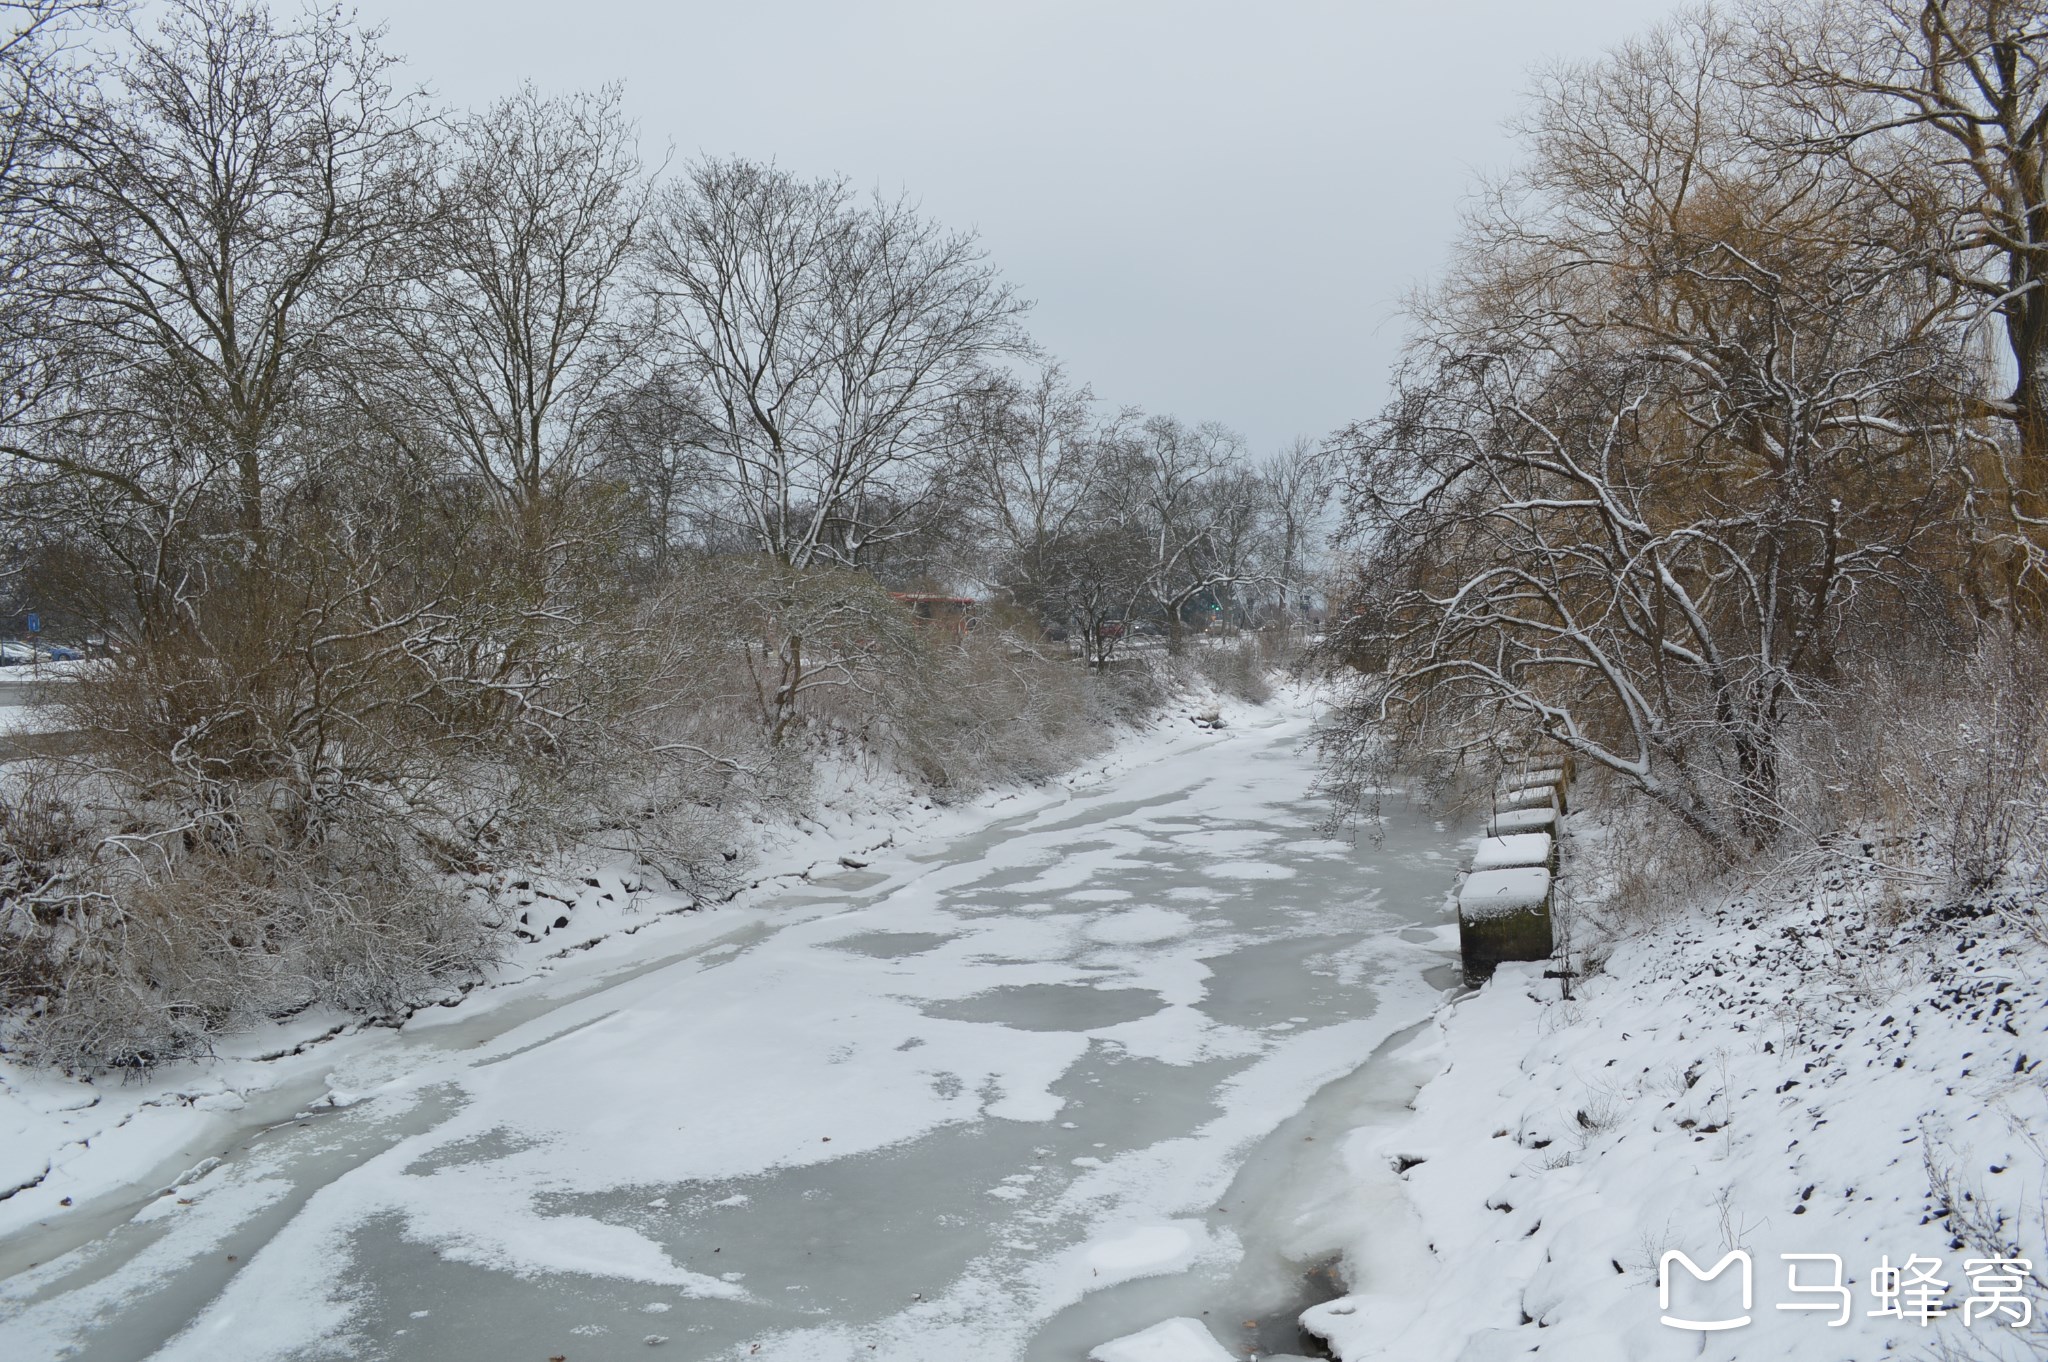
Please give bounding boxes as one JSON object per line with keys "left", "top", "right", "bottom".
{"left": 922, "top": 984, "right": 1163, "bottom": 1032}
{"left": 0, "top": 1162, "right": 294, "bottom": 1357}
{"left": 1087, "top": 1316, "right": 1235, "bottom": 1362}
{"left": 1167, "top": 828, "right": 1279, "bottom": 852}
{"left": 1200, "top": 861, "right": 1296, "bottom": 880}
{"left": 6, "top": 701, "right": 1481, "bottom": 1362}
{"left": 1087, "top": 1005, "right": 1264, "bottom": 1067}
{"left": 1084, "top": 907, "right": 1194, "bottom": 945}
{"left": 823, "top": 931, "right": 953, "bottom": 958}
{"left": 395, "top": 1190, "right": 745, "bottom": 1292}
{"left": 1076, "top": 1221, "right": 1209, "bottom": 1282}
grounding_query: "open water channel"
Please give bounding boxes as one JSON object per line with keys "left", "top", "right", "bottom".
{"left": 0, "top": 705, "right": 1470, "bottom": 1361}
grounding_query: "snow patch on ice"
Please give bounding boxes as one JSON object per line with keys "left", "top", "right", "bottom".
{"left": 1168, "top": 828, "right": 1278, "bottom": 852}
{"left": 1083, "top": 907, "right": 1194, "bottom": 945}
{"left": 1200, "top": 861, "right": 1296, "bottom": 881}
{"left": 1088, "top": 1315, "right": 1236, "bottom": 1362}
{"left": 399, "top": 1194, "right": 742, "bottom": 1293}
{"left": 1076, "top": 1220, "right": 1210, "bottom": 1283}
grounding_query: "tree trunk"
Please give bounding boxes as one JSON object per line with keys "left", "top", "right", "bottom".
{"left": 236, "top": 436, "right": 267, "bottom": 567}
{"left": 1997, "top": 234, "right": 2048, "bottom": 618}
{"left": 770, "top": 633, "right": 802, "bottom": 744}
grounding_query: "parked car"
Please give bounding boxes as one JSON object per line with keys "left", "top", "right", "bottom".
{"left": 0, "top": 642, "right": 75, "bottom": 664}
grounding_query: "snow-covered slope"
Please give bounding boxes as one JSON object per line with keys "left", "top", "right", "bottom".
{"left": 1304, "top": 860, "right": 2048, "bottom": 1361}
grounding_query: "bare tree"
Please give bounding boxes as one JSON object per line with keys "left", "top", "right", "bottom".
{"left": 1033, "top": 521, "right": 1151, "bottom": 665}
{"left": 641, "top": 157, "right": 1030, "bottom": 571}
{"left": 0, "top": 2, "right": 102, "bottom": 457}
{"left": 1124, "top": 415, "right": 1251, "bottom": 653}
{"left": 0, "top": 3, "right": 109, "bottom": 607}
{"left": 639, "top": 158, "right": 1029, "bottom": 738}
{"left": 1755, "top": 0, "right": 2048, "bottom": 611}
{"left": 951, "top": 362, "right": 1137, "bottom": 621}
{"left": 595, "top": 366, "right": 720, "bottom": 574}
{"left": 1196, "top": 466, "right": 1274, "bottom": 633}
{"left": 23, "top": 0, "right": 424, "bottom": 576}
{"left": 1260, "top": 435, "right": 1326, "bottom": 629}
{"left": 1321, "top": 10, "right": 1972, "bottom": 851}
{"left": 367, "top": 84, "right": 647, "bottom": 554}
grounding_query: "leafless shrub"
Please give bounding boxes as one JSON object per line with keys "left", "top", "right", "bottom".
{"left": 0, "top": 773, "right": 502, "bottom": 1073}
{"left": 885, "top": 628, "right": 1113, "bottom": 795}
{"left": 1188, "top": 635, "right": 1273, "bottom": 705}
{"left": 1253, "top": 625, "right": 1305, "bottom": 673}
{"left": 1919, "top": 648, "right": 2048, "bottom": 900}
{"left": 0, "top": 513, "right": 623, "bottom": 1070}
{"left": 1775, "top": 635, "right": 2048, "bottom": 910}
{"left": 1924, "top": 1138, "right": 2048, "bottom": 1362}
{"left": 1086, "top": 649, "right": 1172, "bottom": 723}
{"left": 0, "top": 766, "right": 94, "bottom": 1009}
{"left": 0, "top": 764, "right": 81, "bottom": 879}
{"left": 1575, "top": 780, "right": 1731, "bottom": 934}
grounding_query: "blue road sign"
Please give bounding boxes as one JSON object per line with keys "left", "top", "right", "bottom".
{"left": 24, "top": 612, "right": 38, "bottom": 633}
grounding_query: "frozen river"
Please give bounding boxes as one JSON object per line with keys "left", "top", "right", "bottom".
{"left": 1, "top": 706, "right": 1469, "bottom": 1361}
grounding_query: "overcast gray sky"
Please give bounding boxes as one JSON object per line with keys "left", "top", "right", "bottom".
{"left": 356, "top": 0, "right": 1676, "bottom": 454}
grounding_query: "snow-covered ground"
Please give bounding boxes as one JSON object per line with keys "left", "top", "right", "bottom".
{"left": 0, "top": 669, "right": 73, "bottom": 736}
{"left": 1299, "top": 820, "right": 2048, "bottom": 1362}
{"left": 0, "top": 686, "right": 1477, "bottom": 1361}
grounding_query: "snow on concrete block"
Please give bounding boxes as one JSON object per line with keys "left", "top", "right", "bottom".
{"left": 1088, "top": 1317, "right": 1237, "bottom": 1362}
{"left": 1471, "top": 832, "right": 1553, "bottom": 873}
{"left": 1458, "top": 867, "right": 1552, "bottom": 920}
{"left": 1458, "top": 866, "right": 1554, "bottom": 983}
{"left": 1486, "top": 805, "right": 1557, "bottom": 837}
{"left": 1499, "top": 766, "right": 1569, "bottom": 813}
{"left": 1493, "top": 785, "right": 1559, "bottom": 815}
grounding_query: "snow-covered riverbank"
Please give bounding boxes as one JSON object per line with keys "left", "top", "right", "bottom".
{"left": 0, "top": 687, "right": 1242, "bottom": 1253}
{"left": 1, "top": 684, "right": 1479, "bottom": 1362}
{"left": 1299, "top": 841, "right": 2048, "bottom": 1362}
